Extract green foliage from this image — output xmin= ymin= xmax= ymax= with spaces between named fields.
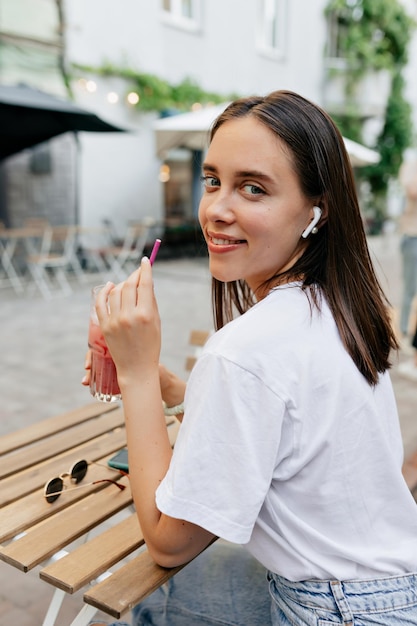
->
xmin=325 ymin=0 xmax=415 ymax=231
xmin=71 ymin=62 xmax=234 ymax=112
xmin=331 ymin=112 xmax=363 ymax=143
xmin=325 ymin=0 xmax=413 ymax=74
xmin=362 ymin=72 xmax=413 ymax=193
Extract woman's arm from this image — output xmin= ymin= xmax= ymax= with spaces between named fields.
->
xmin=95 ymin=258 xmax=215 ymax=567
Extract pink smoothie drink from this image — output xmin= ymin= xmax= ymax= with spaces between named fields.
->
xmin=88 ymin=322 xmax=121 ymax=401
xmin=88 ymin=239 xmax=161 ymax=403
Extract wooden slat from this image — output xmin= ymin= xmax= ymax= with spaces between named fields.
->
xmin=0 ymin=407 xmax=125 ymax=479
xmin=84 ymin=548 xmax=185 ymax=619
xmin=185 ymin=329 xmax=210 ymax=371
xmin=185 ymin=356 xmax=197 ymax=371
xmin=189 ymin=329 xmax=210 ymax=346
xmin=84 ymin=537 xmax=217 ymax=619
xmin=40 ymin=513 xmax=142 ymax=593
xmin=0 ymin=475 xmax=132 ymax=571
xmin=0 ymin=402 xmax=117 ymax=455
xmin=0 ymin=427 xmax=127 ymax=508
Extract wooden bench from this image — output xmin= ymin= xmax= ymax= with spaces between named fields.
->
xmin=0 ymin=401 xmax=183 ymax=625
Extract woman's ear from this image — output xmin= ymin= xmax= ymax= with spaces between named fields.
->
xmin=317 ymin=200 xmax=328 ymax=226
xmin=301 ymin=206 xmax=322 ymax=238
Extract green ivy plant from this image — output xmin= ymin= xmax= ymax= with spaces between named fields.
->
xmin=325 ymin=0 xmax=413 ymax=78
xmin=325 ymin=0 xmax=415 ymax=231
xmin=71 ymin=62 xmax=237 ymax=113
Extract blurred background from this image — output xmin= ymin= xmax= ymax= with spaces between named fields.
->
xmin=1 ymin=4 xmax=417 ymax=623
xmin=2 ymin=0 xmax=417 ymax=416
xmin=0 ymin=0 xmax=416 ymax=242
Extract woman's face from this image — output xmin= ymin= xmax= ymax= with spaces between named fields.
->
xmin=199 ymin=116 xmax=315 ymax=298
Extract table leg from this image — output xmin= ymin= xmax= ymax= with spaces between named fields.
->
xmin=41 ymin=587 xmax=66 ymax=626
xmin=69 ymin=603 xmax=99 ymax=626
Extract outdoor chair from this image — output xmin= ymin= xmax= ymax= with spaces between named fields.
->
xmin=26 ymin=224 xmax=85 ymax=298
xmin=101 ymin=219 xmax=154 ymax=282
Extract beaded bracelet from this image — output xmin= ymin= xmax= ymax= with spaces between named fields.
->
xmin=163 ymin=401 xmax=185 ymax=416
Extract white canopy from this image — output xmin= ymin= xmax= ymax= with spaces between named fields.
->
xmin=153 ymin=103 xmax=380 ymax=167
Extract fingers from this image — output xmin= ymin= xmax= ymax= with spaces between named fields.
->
xmin=82 ymin=350 xmax=92 ymax=386
xmin=94 ymin=260 xmax=155 ymax=330
xmin=95 ymin=281 xmax=115 ymax=323
xmin=136 ymin=257 xmax=155 ymax=310
xmin=85 ymin=349 xmax=92 ymax=370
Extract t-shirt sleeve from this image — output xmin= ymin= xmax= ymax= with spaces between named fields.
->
xmin=156 ymin=351 xmax=286 ymax=544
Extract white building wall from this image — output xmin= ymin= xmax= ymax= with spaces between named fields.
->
xmin=63 ymin=0 xmax=329 ymax=230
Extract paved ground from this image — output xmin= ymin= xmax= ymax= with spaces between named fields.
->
xmin=0 ymin=233 xmax=416 ymax=625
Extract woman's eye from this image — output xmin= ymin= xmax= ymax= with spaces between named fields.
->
xmin=243 ymin=184 xmax=264 ymax=195
xmin=201 ymin=175 xmax=220 ymax=189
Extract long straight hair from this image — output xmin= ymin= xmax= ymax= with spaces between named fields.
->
xmin=209 ymin=90 xmax=398 ymax=385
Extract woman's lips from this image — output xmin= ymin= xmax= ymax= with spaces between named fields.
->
xmin=207 ymin=234 xmax=247 ymax=254
xmin=211 ymin=236 xmax=246 ymax=245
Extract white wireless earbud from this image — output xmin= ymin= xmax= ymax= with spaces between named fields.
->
xmin=301 ymin=206 xmax=322 ymax=239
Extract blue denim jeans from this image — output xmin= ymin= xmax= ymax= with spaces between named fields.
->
xmin=268 ymin=571 xmax=417 ymax=624
xmin=92 ymin=543 xmax=417 ymax=625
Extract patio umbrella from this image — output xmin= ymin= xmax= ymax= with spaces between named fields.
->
xmin=0 ymin=83 xmax=125 ymax=160
xmin=154 ymin=103 xmax=380 ymax=167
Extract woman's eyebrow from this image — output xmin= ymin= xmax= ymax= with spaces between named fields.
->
xmin=202 ymin=162 xmax=217 ymax=173
xmin=235 ymin=170 xmax=275 ymax=183
xmin=202 ymin=163 xmax=274 ymax=183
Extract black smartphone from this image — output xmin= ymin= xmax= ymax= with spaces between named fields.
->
xmin=107 ymin=448 xmax=129 ymax=472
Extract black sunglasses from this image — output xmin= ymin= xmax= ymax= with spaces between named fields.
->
xmin=43 ymin=459 xmax=126 ymax=503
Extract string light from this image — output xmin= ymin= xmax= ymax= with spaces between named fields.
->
xmin=127 ymin=92 xmax=140 ymax=105
xmin=78 ymin=78 xmax=97 ymax=93
xmin=159 ymin=164 xmax=170 ymax=182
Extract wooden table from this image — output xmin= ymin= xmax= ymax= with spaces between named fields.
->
xmin=0 ymin=401 xmax=183 ymax=625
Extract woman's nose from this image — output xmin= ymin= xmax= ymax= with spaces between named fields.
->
xmin=202 ymin=190 xmax=235 ymax=223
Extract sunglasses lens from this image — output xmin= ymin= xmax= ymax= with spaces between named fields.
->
xmin=70 ymin=460 xmax=88 ymax=483
xmin=45 ymin=477 xmax=64 ymax=503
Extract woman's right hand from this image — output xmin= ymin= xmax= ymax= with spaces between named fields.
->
xmin=159 ymin=364 xmax=186 ymax=416
xmin=81 ymin=349 xmax=92 ymax=386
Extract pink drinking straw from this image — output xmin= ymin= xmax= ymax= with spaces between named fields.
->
xmin=149 ymin=238 xmax=161 ymax=266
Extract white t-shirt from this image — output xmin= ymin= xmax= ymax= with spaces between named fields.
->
xmin=156 ymin=284 xmax=417 ymax=581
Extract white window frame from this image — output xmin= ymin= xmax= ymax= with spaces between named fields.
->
xmin=257 ymin=0 xmax=287 ymax=60
xmin=160 ymin=0 xmax=202 ymax=33
xmin=325 ymin=9 xmax=349 ymax=70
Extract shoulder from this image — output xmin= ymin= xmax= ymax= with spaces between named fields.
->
xmin=196 ymin=286 xmax=338 ymax=394
xmin=209 ymin=284 xmax=330 ymax=352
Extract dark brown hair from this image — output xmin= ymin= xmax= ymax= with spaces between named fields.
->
xmin=209 ymin=90 xmax=398 ymax=385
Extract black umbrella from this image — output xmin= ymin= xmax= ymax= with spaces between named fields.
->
xmin=0 ymin=83 xmax=125 ymax=159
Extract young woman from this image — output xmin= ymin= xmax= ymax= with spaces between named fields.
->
xmin=87 ymin=91 xmax=417 ymax=625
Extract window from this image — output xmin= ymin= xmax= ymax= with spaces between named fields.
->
xmin=257 ymin=0 xmax=287 ymax=57
xmin=161 ymin=0 xmax=201 ymax=31
xmin=326 ymin=9 xmax=350 ymax=64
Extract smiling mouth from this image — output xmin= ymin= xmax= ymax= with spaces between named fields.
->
xmin=210 ymin=236 xmax=246 ymax=245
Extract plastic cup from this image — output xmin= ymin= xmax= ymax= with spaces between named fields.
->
xmin=88 ymin=284 xmax=121 ymax=403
